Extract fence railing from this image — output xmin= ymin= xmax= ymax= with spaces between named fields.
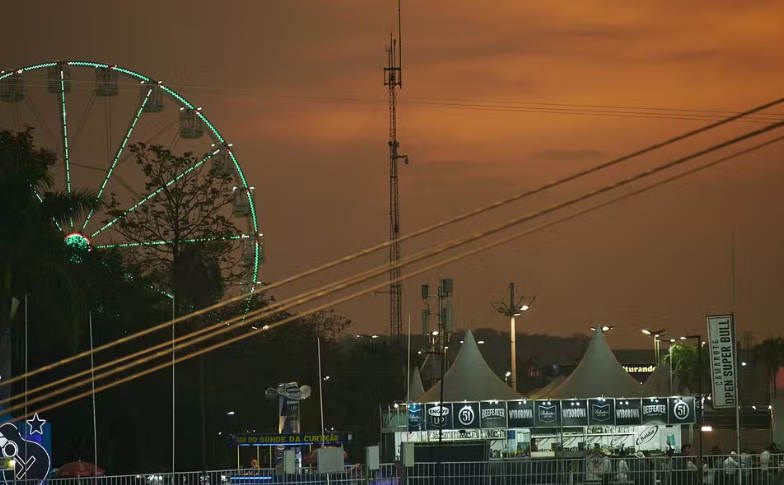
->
xmin=15 ymin=453 xmax=784 ymax=485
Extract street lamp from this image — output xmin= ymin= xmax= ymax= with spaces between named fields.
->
xmin=492 ymin=283 xmax=536 ymax=392
xmin=590 ymin=326 xmax=614 ymax=332
xmin=641 ymin=329 xmax=667 ymax=362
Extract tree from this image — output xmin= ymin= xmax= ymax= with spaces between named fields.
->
xmin=105 ymin=142 xmax=244 ymax=314
xmin=0 ymin=128 xmax=99 ymax=399
xmin=754 ymin=338 xmax=784 ymax=397
xmin=104 ymin=142 xmax=245 ymax=471
xmin=665 ymin=343 xmax=709 ymax=394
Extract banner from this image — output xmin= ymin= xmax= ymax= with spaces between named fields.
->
xmin=668 ymin=397 xmax=696 ymax=424
xmin=561 ymin=400 xmax=589 ymax=427
xmin=641 ymin=397 xmax=669 ymax=425
xmin=507 ymin=400 xmax=535 ymax=428
xmin=707 ymin=314 xmax=738 ymax=409
xmin=230 ymin=432 xmax=346 ymax=447
xmin=479 ymin=401 xmax=508 ymax=429
xmin=534 ymin=400 xmax=561 ymax=427
xmin=408 ymin=403 xmax=424 ymax=432
xmin=588 ymin=399 xmax=614 ymax=425
xmin=425 ymin=403 xmax=453 ymax=430
xmin=453 ymin=402 xmax=479 ymax=429
xmin=416 ymin=397 xmax=693 ymax=431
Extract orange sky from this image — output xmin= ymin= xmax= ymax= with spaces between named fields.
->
xmin=4 ymin=0 xmax=784 ymax=347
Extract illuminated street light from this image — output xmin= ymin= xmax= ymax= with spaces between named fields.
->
xmin=492 ymin=283 xmax=536 ymax=393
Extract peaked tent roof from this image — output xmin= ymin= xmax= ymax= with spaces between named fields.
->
xmin=549 ymin=328 xmax=648 ymax=399
xmin=416 ymin=330 xmax=523 ymax=403
xmin=408 ymin=366 xmax=426 ymax=401
xmin=529 ymin=375 xmax=567 ymax=399
xmin=644 ymin=362 xmax=684 ymax=396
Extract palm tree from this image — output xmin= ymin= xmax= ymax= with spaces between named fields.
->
xmin=0 ymin=128 xmax=100 ymax=399
xmin=665 ymin=343 xmax=709 ymax=395
xmin=754 ymin=338 xmax=784 ymax=398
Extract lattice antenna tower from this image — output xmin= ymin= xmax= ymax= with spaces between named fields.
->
xmin=384 ymin=0 xmax=409 ymax=340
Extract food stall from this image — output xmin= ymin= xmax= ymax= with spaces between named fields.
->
xmin=382 ymin=329 xmax=697 ymax=461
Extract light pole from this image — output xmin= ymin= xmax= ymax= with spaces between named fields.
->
xmin=492 ymin=283 xmax=535 ymax=392
xmin=641 ymin=329 xmax=667 ymax=363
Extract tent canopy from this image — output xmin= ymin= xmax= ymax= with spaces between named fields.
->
xmin=549 ymin=328 xmax=648 ymax=398
xmin=529 ymin=375 xmax=566 ymax=399
xmin=408 ymin=366 xmax=426 ymax=401
xmin=644 ymin=361 xmax=684 ymax=395
xmin=416 ymin=330 xmax=523 ymax=402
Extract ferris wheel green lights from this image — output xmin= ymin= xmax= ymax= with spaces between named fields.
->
xmin=64 ymin=233 xmax=91 ymax=263
xmin=1 ymin=60 xmax=263 ymax=317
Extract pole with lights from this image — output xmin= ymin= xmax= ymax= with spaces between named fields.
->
xmin=642 ymin=329 xmax=667 ymax=363
xmin=492 ymin=283 xmax=535 ymax=392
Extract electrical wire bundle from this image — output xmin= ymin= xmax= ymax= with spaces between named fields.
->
xmin=2 ymin=95 xmax=784 ymax=425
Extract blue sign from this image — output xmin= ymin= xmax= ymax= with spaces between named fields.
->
xmin=0 ymin=411 xmax=51 ymax=485
xmin=407 ymin=404 xmax=424 ymax=432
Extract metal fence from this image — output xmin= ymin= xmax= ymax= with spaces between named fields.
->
xmin=16 ymin=454 xmax=784 ymax=485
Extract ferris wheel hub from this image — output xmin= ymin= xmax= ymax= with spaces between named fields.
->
xmin=64 ymin=232 xmax=92 ymax=263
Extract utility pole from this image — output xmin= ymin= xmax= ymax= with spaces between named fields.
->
xmin=492 ymin=283 xmax=534 ymax=392
xmin=421 ymin=279 xmax=453 ymax=485
xmin=384 ymin=0 xmax=408 ymax=342
xmin=420 ymin=280 xmax=454 ymax=388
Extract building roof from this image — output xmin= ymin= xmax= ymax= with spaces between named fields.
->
xmin=416 ymin=330 xmax=524 ymax=403
xmin=549 ymin=328 xmax=648 ymax=398
xmin=408 ymin=366 xmax=426 ymax=401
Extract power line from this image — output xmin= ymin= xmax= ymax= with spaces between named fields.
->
xmin=10 ymin=80 xmax=784 ymax=124
xmin=6 ymin=122 xmax=784 ymax=420
xmin=4 ymin=94 xmax=784 ymax=393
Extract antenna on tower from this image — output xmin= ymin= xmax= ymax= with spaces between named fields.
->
xmin=397 ymin=0 xmax=403 ymax=86
xmin=384 ymin=0 xmax=408 ymax=341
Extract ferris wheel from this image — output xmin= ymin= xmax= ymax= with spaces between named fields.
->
xmin=0 ymin=61 xmax=264 ymax=312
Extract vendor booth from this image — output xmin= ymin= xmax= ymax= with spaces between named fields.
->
xmin=382 ymin=329 xmax=697 ymax=461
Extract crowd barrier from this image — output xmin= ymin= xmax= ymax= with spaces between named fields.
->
xmin=15 ymin=454 xmax=784 ymax=485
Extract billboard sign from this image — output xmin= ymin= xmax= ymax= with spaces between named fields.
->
xmin=707 ymin=314 xmax=738 ymax=409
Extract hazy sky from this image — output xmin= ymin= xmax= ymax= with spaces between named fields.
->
xmin=4 ymin=0 xmax=784 ymax=347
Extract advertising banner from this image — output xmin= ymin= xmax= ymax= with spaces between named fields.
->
xmin=414 ymin=396 xmax=692 ymax=432
xmin=534 ymin=400 xmax=561 ymax=427
xmin=425 ymin=403 xmax=453 ymax=430
xmin=588 ymin=398 xmax=615 ymax=425
xmin=453 ymin=402 xmax=480 ymax=429
xmin=641 ymin=398 xmax=668 ymax=425
xmin=479 ymin=401 xmax=508 ymax=429
xmin=507 ymin=400 xmax=535 ymax=428
xmin=614 ymin=399 xmax=643 ymax=426
xmin=668 ymin=397 xmax=696 ymax=424
xmin=707 ymin=314 xmax=738 ymax=409
xmin=561 ymin=400 xmax=589 ymax=427
xmin=408 ymin=403 xmax=424 ymax=432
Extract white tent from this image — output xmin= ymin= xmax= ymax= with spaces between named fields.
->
xmin=408 ymin=366 xmax=426 ymax=401
xmin=416 ymin=330 xmax=523 ymax=402
xmin=549 ymin=328 xmax=648 ymax=398
xmin=644 ymin=361 xmax=684 ymax=396
xmin=529 ymin=375 xmax=567 ymax=399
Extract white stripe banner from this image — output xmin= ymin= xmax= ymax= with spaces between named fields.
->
xmin=706 ymin=314 xmax=738 ymax=409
